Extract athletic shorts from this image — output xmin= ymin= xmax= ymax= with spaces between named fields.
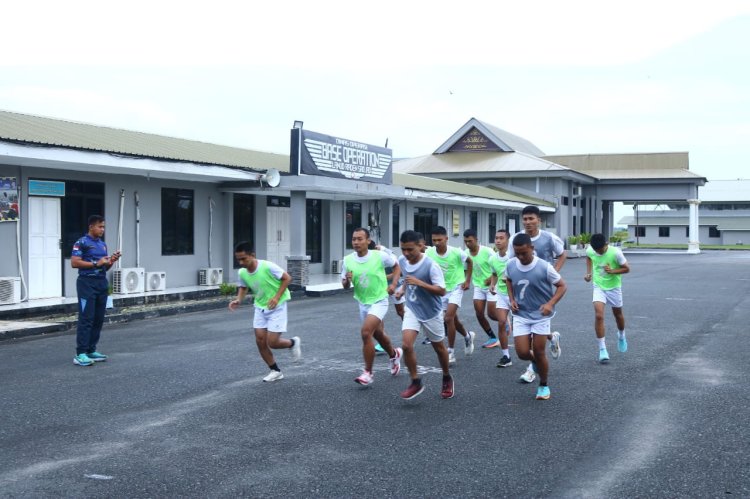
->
xmin=253 ymin=302 xmax=288 ymax=333
xmin=402 ymin=308 xmax=445 ymax=343
xmin=512 ymin=315 xmax=551 ymax=337
xmin=493 ymin=292 xmax=511 ymax=311
xmin=390 ymin=293 xmax=406 ymax=305
xmin=441 ymin=285 xmax=464 ymax=310
xmin=473 ymin=287 xmax=498 ymax=303
xmin=358 ymin=297 xmax=389 ymax=322
xmin=593 ymin=285 xmax=623 ymax=308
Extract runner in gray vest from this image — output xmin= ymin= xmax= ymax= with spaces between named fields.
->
xmin=504 ymin=233 xmax=567 ymax=400
xmin=395 ymin=230 xmax=454 ymax=400
xmin=508 ymin=205 xmax=566 ymax=381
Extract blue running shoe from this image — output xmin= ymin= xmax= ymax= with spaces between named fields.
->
xmin=88 ymin=351 xmax=108 ymax=362
xmin=618 ymin=337 xmax=628 ymax=353
xmin=535 ymin=386 xmax=551 ymax=400
xmin=374 ymin=343 xmax=386 ymax=355
xmin=482 ymin=337 xmax=500 ymax=348
xmin=73 ymin=353 xmax=94 ymax=366
xmin=599 ymin=348 xmax=610 ymax=364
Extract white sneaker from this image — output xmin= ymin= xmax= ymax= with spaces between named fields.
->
xmin=291 ymin=336 xmax=302 ymax=362
xmin=263 ymin=370 xmax=284 ymax=382
xmin=549 ymin=331 xmax=561 ymax=360
xmin=448 ymin=350 xmax=456 ymax=365
xmin=355 ymin=370 xmax=374 ymax=386
xmin=389 ymin=347 xmax=403 ymax=376
xmin=519 ymin=366 xmax=536 ymax=383
xmin=464 ymin=331 xmax=476 ymax=356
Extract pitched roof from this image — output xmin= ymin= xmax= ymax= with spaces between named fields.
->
xmin=543 ymin=152 xmax=705 ymax=181
xmin=0 ymin=109 xmax=288 ymax=172
xmin=394 ymin=150 xmax=570 ymax=175
xmin=434 ymin=117 xmax=545 ymax=156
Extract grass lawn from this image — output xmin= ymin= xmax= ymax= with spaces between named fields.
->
xmin=623 ymin=243 xmax=750 ymax=250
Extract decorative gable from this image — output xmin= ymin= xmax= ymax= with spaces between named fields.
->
xmin=448 ymin=127 xmax=503 ymax=152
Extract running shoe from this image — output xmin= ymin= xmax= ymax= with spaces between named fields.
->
xmin=599 ymin=348 xmax=610 ymax=364
xmin=421 ymin=337 xmax=432 ymax=345
xmin=482 ymin=337 xmax=500 ymax=348
xmin=400 ymin=380 xmax=425 ymax=400
xmin=87 ymin=351 xmax=108 ymax=362
xmin=73 ymin=353 xmax=94 ymax=366
xmin=448 ymin=350 xmax=456 ymax=365
xmin=535 ymin=386 xmax=551 ymax=400
xmin=374 ymin=342 xmax=386 ymax=355
xmin=496 ymin=355 xmax=512 ymax=368
xmin=291 ymin=336 xmax=302 ymax=362
xmin=355 ymin=370 xmax=374 ymax=386
xmin=389 ymin=347 xmax=403 ymax=376
xmin=519 ymin=365 xmax=536 ymax=383
xmin=465 ymin=331 xmax=476 ymax=355
xmin=440 ymin=376 xmax=455 ymax=399
xmin=549 ymin=331 xmax=561 ymax=360
xmin=263 ymin=370 xmax=284 ymax=382
xmin=618 ymin=336 xmax=628 ymax=353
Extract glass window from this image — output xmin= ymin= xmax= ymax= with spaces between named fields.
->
xmin=306 ymin=199 xmax=322 ymax=263
xmin=658 ymin=226 xmax=670 ymax=237
xmin=345 ymin=202 xmax=362 ymax=249
xmin=488 ymin=213 xmax=497 ymax=243
xmin=561 ymin=196 xmax=569 ymax=206
xmin=414 ymin=207 xmax=438 ymax=239
xmin=162 ymin=188 xmax=194 ymax=255
xmin=233 ymin=194 xmax=254 ymax=268
xmin=469 ymin=210 xmax=478 ymax=232
xmin=709 ymin=226 xmax=720 ymax=238
xmin=685 ymin=226 xmax=689 ymax=238
xmin=392 ymin=204 xmax=400 ymax=247
xmin=635 ymin=226 xmax=646 ymax=237
xmin=62 ymin=180 xmax=105 ymax=253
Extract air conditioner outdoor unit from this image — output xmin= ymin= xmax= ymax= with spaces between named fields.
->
xmin=112 ymin=268 xmax=145 ymax=294
xmin=146 ymin=271 xmax=167 ymax=292
xmin=199 ymin=268 xmax=223 ymax=286
xmin=0 ymin=277 xmax=21 ymax=305
xmin=331 ymin=259 xmax=343 ymax=274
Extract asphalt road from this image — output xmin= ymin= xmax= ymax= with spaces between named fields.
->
xmin=1 ymin=251 xmax=749 ymax=498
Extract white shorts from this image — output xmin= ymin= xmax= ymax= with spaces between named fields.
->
xmin=253 ymin=302 xmax=288 ymax=333
xmin=441 ymin=286 xmax=464 ymax=310
xmin=390 ymin=293 xmax=406 ymax=305
xmin=493 ymin=292 xmax=511 ymax=311
xmin=402 ymin=308 xmax=445 ymax=342
xmin=473 ymin=287 xmax=498 ymax=303
xmin=358 ymin=297 xmax=390 ymax=322
xmin=593 ymin=286 xmax=623 ymax=308
xmin=512 ymin=315 xmax=551 ymax=337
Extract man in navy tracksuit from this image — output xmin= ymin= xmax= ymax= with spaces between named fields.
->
xmin=70 ymin=215 xmax=121 ymax=366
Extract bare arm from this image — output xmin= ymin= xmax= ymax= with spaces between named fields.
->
xmin=584 ymin=257 xmax=593 ymax=282
xmin=388 ymin=262 xmax=401 ymax=295
xmin=540 ymin=278 xmax=567 ymax=316
xmin=554 ymin=251 xmax=567 ymax=272
xmin=463 ymin=257 xmax=473 ymax=290
xmin=267 ymin=272 xmax=292 ymax=310
xmin=228 ymin=286 xmax=249 ymax=311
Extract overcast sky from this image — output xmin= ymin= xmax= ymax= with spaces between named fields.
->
xmin=2 ymin=1 xmax=749 ymax=197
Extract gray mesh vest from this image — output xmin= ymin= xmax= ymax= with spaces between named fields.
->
xmin=505 ymin=257 xmax=556 ymax=321
xmin=398 ymin=255 xmax=443 ymax=321
xmin=510 ymin=231 xmax=560 ymax=264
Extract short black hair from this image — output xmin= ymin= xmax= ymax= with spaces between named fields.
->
xmin=463 ymin=228 xmax=478 ymax=239
xmin=87 ymin=215 xmax=105 ymax=226
xmin=431 ymin=226 xmax=448 ymax=236
xmin=496 ymin=229 xmax=510 ymax=237
xmin=513 ymin=233 xmax=532 ymax=247
xmin=521 ymin=206 xmax=541 ymax=217
xmin=400 ymin=230 xmax=422 ymax=244
xmin=367 ymin=240 xmax=377 ymax=250
xmin=234 ymin=241 xmax=255 ymax=254
xmin=353 ymin=227 xmax=370 ymax=238
xmin=590 ymin=233 xmax=607 ymax=250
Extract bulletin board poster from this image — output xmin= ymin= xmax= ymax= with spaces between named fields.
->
xmin=0 ymin=177 xmax=20 ymax=222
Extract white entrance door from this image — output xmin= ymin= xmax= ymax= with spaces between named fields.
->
xmin=29 ymin=196 xmax=62 ymax=299
xmin=266 ymin=206 xmax=291 ymax=268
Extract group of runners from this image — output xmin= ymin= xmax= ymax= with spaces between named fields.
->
xmin=229 ymin=205 xmax=630 ymax=401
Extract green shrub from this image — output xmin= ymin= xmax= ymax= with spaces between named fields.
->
xmin=219 ymin=282 xmax=237 ymax=296
xmin=579 ymin=232 xmax=592 ymax=245
xmin=567 ymin=235 xmax=580 ymax=246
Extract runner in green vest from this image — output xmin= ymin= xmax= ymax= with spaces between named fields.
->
xmin=341 ymin=228 xmax=403 ymax=387
xmin=426 ymin=226 xmax=475 ymax=365
xmin=488 ymin=229 xmax=513 ymax=368
xmin=228 ymin=242 xmax=301 ymax=383
xmin=463 ymin=228 xmax=500 ymax=349
xmin=584 ymin=233 xmax=630 ymax=364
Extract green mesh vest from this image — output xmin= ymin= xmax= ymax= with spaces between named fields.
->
xmin=470 ymin=246 xmax=494 ymax=288
xmin=426 ymin=246 xmax=464 ymax=290
xmin=239 ymin=261 xmax=291 ymax=309
xmin=344 ymin=251 xmax=388 ymax=305
xmin=586 ymin=246 xmax=623 ymax=290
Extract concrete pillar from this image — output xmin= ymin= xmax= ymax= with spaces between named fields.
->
xmin=254 ymin=195 xmax=268 ymax=260
xmin=380 ymin=200 xmax=394 ymax=249
xmin=288 ymin=191 xmax=309 ymax=286
xmin=687 ymin=198 xmax=701 ymax=254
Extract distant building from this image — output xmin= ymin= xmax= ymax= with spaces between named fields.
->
xmin=618 ymin=179 xmax=750 ymax=245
